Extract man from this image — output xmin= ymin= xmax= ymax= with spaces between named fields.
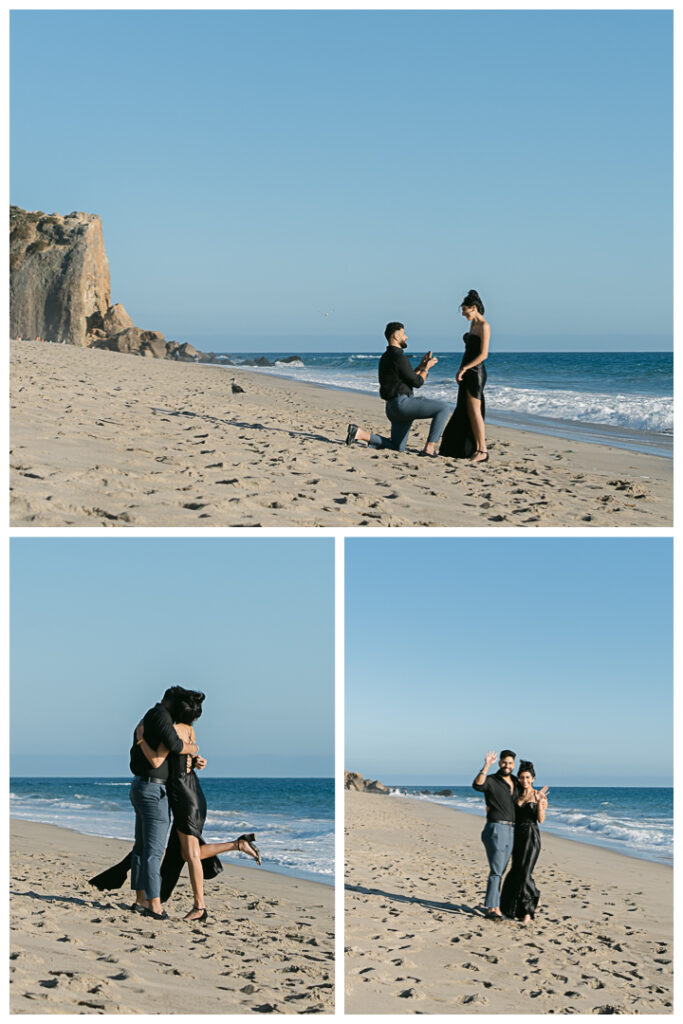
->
xmin=129 ymin=686 xmax=199 ymax=919
xmin=345 ymin=322 xmax=452 ymax=455
xmin=472 ymin=749 xmax=519 ymax=921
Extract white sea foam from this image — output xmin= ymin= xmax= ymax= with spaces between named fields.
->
xmin=236 ymin=363 xmax=672 ymax=435
xmin=486 ymin=385 xmax=672 ymax=434
xmin=397 ymin=790 xmax=671 ymax=863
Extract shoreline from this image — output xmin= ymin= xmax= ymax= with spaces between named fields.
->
xmin=382 ymin=791 xmax=672 ymax=866
xmin=11 ymin=339 xmax=672 ymax=526
xmin=10 ymin=819 xmax=334 ymax=1014
xmin=345 ymin=791 xmax=672 ymax=1014
xmin=210 ymin=362 xmax=672 ymax=459
xmin=9 ymin=814 xmax=334 ymax=887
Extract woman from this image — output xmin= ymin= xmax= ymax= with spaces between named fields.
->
xmin=136 ymin=690 xmax=261 ymax=921
xmin=439 ymin=289 xmax=490 ymax=462
xmin=499 ymin=760 xmax=548 ymax=924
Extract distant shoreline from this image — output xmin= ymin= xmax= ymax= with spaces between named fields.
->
xmin=382 ymin=788 xmax=672 ymax=866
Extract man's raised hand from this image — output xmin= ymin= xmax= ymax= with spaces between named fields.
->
xmin=484 ymin=750 xmax=497 ymax=768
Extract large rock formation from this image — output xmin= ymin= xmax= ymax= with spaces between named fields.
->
xmin=9 ymin=205 xmax=300 ymax=366
xmin=9 ymin=205 xmax=203 ymax=360
xmin=344 ymin=770 xmax=390 ymax=795
xmin=10 ymin=208 xmax=111 ymax=347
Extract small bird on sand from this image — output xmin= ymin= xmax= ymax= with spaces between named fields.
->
xmin=231 ymin=379 xmax=245 ymax=394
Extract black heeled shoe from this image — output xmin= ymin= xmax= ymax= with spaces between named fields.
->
xmin=184 ymin=905 xmax=208 ymax=922
xmin=236 ymin=832 xmax=262 ymax=866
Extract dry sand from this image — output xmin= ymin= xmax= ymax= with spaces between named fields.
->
xmin=345 ymin=792 xmax=672 ymax=1014
xmin=10 ymin=819 xmax=334 ymax=1014
xmin=10 ymin=339 xmax=672 ymax=527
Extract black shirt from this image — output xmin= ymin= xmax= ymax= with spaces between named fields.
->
xmin=472 ymin=770 xmax=519 ymax=823
xmin=378 ymin=346 xmax=424 ymax=401
xmin=129 ymin=702 xmax=184 ymax=781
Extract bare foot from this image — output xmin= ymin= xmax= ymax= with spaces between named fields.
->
xmin=469 ymin=449 xmax=489 ymax=464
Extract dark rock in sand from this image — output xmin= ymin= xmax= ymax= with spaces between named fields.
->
xmin=345 ymin=770 xmax=390 ymax=794
xmin=92 ymin=327 xmax=167 ymax=359
xmin=176 ymin=342 xmax=199 ymax=361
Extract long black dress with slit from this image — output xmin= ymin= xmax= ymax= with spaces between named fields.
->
xmin=89 ymin=755 xmax=222 ymax=903
xmin=500 ymin=800 xmax=541 ymax=920
xmin=439 ymin=332 xmax=487 ymax=458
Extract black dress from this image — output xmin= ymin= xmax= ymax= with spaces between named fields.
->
xmin=439 ymin=332 xmax=487 ymax=458
xmin=89 ymin=755 xmax=223 ymax=903
xmin=167 ymin=753 xmax=208 ymax=838
xmin=500 ymin=800 xmax=541 ymax=920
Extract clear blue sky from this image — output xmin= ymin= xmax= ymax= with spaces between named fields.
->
xmin=345 ymin=538 xmax=672 ymax=786
xmin=11 ymin=538 xmax=334 ymax=777
xmin=10 ymin=10 xmax=672 ymax=351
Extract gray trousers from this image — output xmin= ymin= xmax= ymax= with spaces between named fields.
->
xmin=481 ymin=821 xmax=514 ymax=908
xmin=130 ymin=776 xmax=170 ymax=900
xmin=369 ymin=394 xmax=453 ymax=452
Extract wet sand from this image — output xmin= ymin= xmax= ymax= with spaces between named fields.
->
xmin=10 ymin=339 xmax=672 ymax=526
xmin=345 ymin=792 xmax=672 ymax=1014
xmin=10 ymin=819 xmax=334 ymax=1014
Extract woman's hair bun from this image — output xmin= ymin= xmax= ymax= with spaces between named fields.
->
xmin=461 ymin=289 xmax=485 ymax=314
xmin=518 ymin=759 xmax=535 ymax=777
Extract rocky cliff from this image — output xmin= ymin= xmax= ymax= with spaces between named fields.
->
xmin=10 ymin=205 xmax=302 ymax=366
xmin=9 ymin=206 xmax=198 ymax=359
xmin=10 ymin=208 xmax=111 ymax=347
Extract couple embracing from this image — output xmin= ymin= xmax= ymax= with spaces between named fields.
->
xmin=473 ymin=748 xmax=548 ymax=924
xmin=89 ymin=685 xmax=261 ymax=921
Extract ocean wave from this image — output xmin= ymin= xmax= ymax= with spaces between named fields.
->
xmin=485 ymin=385 xmax=673 ymax=434
xmin=274 ymin=358 xmax=304 ymax=368
xmin=242 ymin=363 xmax=672 ymax=434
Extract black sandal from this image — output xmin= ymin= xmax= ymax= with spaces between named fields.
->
xmin=236 ymin=832 xmax=262 ymax=866
xmin=470 ymin=450 xmax=489 ymax=463
xmin=345 ymin=423 xmax=359 ymax=446
xmin=184 ymin=905 xmax=208 ymax=922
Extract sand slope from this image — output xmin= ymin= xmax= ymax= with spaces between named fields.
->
xmin=10 ymin=340 xmax=672 ymax=527
xmin=10 ymin=820 xmax=334 ymax=1014
xmin=345 ymin=792 xmax=672 ymax=1015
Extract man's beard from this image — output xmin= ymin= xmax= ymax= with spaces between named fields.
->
xmin=400 ymin=339 xmax=408 ymax=349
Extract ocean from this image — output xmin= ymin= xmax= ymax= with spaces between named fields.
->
xmin=212 ymin=351 xmax=672 ymax=458
xmin=10 ymin=777 xmax=334 ymax=885
xmin=390 ymin=785 xmax=672 ymax=865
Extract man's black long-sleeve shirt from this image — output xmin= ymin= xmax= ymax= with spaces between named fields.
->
xmin=378 ymin=346 xmax=424 ymax=401
xmin=472 ymin=770 xmax=519 ymax=823
xmin=129 ymin=702 xmax=183 ymax=781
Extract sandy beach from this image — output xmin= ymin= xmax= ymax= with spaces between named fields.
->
xmin=10 ymin=819 xmax=334 ymax=1014
xmin=10 ymin=339 xmax=671 ymax=527
xmin=344 ymin=792 xmax=672 ymax=1014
